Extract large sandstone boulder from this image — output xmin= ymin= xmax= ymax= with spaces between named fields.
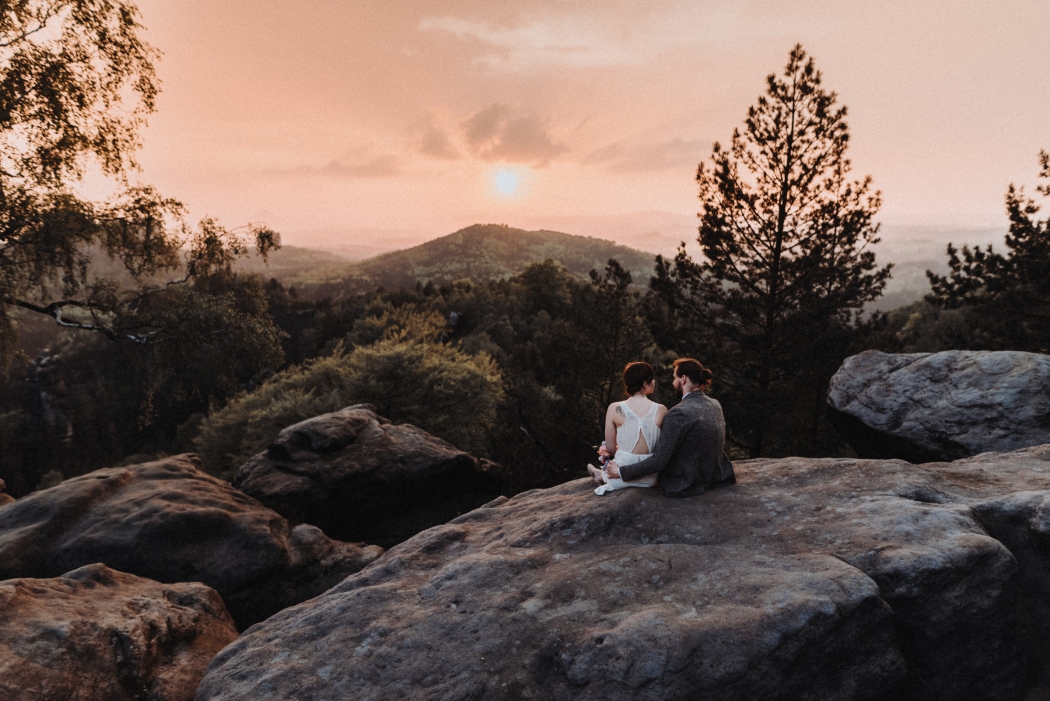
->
xmin=0 ymin=454 xmax=383 ymax=629
xmin=197 ymin=446 xmax=1050 ymax=701
xmin=233 ymin=405 xmax=503 ymax=547
xmin=827 ymin=349 xmax=1050 ymax=462
xmin=0 ymin=563 xmax=237 ymax=701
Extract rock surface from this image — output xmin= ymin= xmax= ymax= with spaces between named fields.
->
xmin=197 ymin=446 xmax=1050 ymax=701
xmin=827 ymin=349 xmax=1050 ymax=462
xmin=0 ymin=454 xmax=383 ymax=629
xmin=0 ymin=563 xmax=237 ymax=701
xmin=233 ymin=405 xmax=503 ymax=547
xmin=0 ymin=479 xmax=12 ymax=506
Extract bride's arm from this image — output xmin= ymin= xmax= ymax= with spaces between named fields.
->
xmin=655 ymin=404 xmax=668 ymax=428
xmin=605 ymin=403 xmax=621 ymax=454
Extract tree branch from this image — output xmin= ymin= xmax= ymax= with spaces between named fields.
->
xmin=0 ymin=10 xmax=59 ymax=49
xmin=11 ymin=298 xmax=123 ymax=340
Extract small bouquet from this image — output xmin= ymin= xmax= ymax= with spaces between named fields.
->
xmin=588 ymin=441 xmax=613 ymax=487
xmin=596 ymin=441 xmax=612 ymax=468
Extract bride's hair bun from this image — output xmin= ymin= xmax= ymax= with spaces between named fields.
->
xmin=622 ymin=362 xmax=655 ymax=396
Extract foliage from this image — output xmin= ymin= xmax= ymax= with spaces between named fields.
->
xmin=0 ymin=2 xmax=279 ymax=368
xmin=650 ymin=45 xmax=890 ymax=457
xmin=125 ymin=272 xmax=287 ymax=424
xmin=194 ymin=311 xmax=503 ymax=480
xmin=0 ymin=0 xmax=157 ymax=188
xmin=0 ymin=270 xmax=288 ymax=494
xmin=927 ymin=151 xmax=1050 ymax=352
xmin=859 ymin=300 xmax=979 ymax=354
xmin=539 ymin=260 xmax=660 ymax=437
xmin=192 ymin=352 xmax=353 ymax=480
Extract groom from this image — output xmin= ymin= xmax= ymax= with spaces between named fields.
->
xmin=607 ymin=358 xmax=735 ymax=498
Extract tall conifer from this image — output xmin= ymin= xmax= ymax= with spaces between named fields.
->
xmin=652 ymin=45 xmax=890 ymax=456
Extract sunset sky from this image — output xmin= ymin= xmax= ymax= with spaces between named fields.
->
xmin=128 ymin=0 xmax=1050 ymax=257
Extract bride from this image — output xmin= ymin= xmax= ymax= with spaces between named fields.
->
xmin=587 ymin=361 xmax=668 ymax=495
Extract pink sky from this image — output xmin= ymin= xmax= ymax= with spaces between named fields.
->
xmin=126 ymin=0 xmax=1050 ymax=255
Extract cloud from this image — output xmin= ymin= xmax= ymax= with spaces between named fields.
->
xmin=462 ymin=103 xmax=511 ymax=148
xmin=418 ymin=15 xmax=639 ymax=70
xmin=583 ymin=137 xmax=710 ymax=172
xmin=459 ymin=103 xmax=569 ymax=166
xmin=416 ymin=4 xmax=765 ymax=72
xmin=418 ymin=124 xmax=462 ymax=160
xmin=417 ymin=109 xmax=463 ymax=160
xmin=318 ymin=150 xmax=403 ymax=178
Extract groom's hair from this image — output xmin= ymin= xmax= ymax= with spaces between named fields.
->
xmin=622 ymin=362 xmax=655 ymax=396
xmin=673 ymin=358 xmax=713 ymax=389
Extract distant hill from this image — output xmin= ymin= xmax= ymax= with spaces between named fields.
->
xmin=232 ymin=245 xmax=350 ymax=281
xmin=353 ymin=223 xmax=659 ymax=285
xmin=303 ymin=224 xmax=660 ymax=295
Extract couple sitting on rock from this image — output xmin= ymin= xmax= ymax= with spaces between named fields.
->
xmin=588 ymin=358 xmax=736 ymax=498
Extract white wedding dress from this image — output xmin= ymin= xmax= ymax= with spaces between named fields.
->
xmin=595 ymin=401 xmax=661 ymax=495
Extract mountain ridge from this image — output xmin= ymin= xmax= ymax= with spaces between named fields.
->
xmin=292 ymin=223 xmax=660 ymax=295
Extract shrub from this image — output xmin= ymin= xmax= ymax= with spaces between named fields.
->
xmin=194 ymin=331 xmax=503 ymax=479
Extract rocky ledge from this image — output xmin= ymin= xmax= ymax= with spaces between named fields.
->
xmin=199 ymin=446 xmax=1050 ymax=701
xmin=233 ymin=405 xmax=503 ymax=547
xmin=827 ymin=349 xmax=1050 ymax=462
xmin=0 ymin=454 xmax=383 ymax=629
xmin=0 ymin=563 xmax=237 ymax=701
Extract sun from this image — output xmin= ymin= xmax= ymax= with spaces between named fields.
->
xmin=494 ymin=170 xmax=520 ymax=196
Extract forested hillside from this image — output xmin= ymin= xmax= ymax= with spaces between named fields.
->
xmin=232 ymin=246 xmax=350 ymax=281
xmin=297 ymin=223 xmax=659 ymax=298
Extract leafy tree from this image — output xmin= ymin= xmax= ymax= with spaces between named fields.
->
xmin=927 ymin=151 xmax=1050 ymax=352
xmin=0 ymin=1 xmax=286 ymax=494
xmin=0 ymin=1 xmax=278 ymax=365
xmin=651 ymin=45 xmax=890 ymax=457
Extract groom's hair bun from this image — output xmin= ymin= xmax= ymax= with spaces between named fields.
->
xmin=673 ymin=358 xmax=713 ymax=388
xmin=622 ymin=362 xmax=655 ymax=396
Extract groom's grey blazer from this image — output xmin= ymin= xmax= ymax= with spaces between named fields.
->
xmin=619 ymin=391 xmax=735 ymax=497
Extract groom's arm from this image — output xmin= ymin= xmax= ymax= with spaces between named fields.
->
xmin=618 ymin=408 xmax=688 ymax=481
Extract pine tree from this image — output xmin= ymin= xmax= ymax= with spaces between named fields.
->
xmin=927 ymin=151 xmax=1050 ymax=352
xmin=652 ymin=45 xmax=890 ymax=457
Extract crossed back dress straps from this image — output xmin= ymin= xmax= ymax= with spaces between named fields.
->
xmin=616 ymin=401 xmax=661 ymax=455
